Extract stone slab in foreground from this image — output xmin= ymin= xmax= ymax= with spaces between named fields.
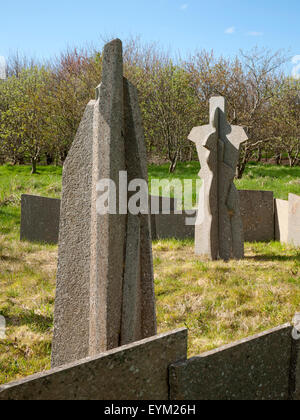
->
xmin=0 ymin=329 xmax=187 ymax=401
xmin=169 ymin=324 xmax=292 ymax=400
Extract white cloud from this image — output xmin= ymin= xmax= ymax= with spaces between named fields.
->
xmin=180 ymin=3 xmax=188 ymax=10
xmin=292 ymin=55 xmax=300 ymax=79
xmin=0 ymin=56 xmax=6 ymax=80
xmin=292 ymin=55 xmax=300 ymax=64
xmin=225 ymin=27 xmax=235 ymax=34
xmin=247 ymin=31 xmax=264 ymax=37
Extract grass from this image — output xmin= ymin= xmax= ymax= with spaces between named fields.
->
xmin=154 ymin=239 xmax=300 ymax=355
xmin=149 ymin=161 xmax=300 ymax=202
xmin=0 ymin=162 xmax=300 ymax=385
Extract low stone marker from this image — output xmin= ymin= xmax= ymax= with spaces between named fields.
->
xmin=51 ymin=39 xmax=157 ymax=368
xmin=275 ymin=198 xmax=289 ymax=243
xmin=20 ymin=194 xmax=61 ymax=244
xmin=189 ymin=96 xmax=248 ymax=261
xmin=239 ymin=190 xmax=274 ymax=242
xmin=169 ymin=324 xmax=293 ymax=400
xmin=20 ymin=190 xmax=279 ymax=244
xmin=288 ymin=193 xmax=300 ymax=247
xmin=0 ymin=329 xmax=187 ymax=401
xmin=153 ymin=213 xmax=195 ymax=240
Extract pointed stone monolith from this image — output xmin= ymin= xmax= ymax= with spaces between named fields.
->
xmin=51 ymin=39 xmax=157 ymax=368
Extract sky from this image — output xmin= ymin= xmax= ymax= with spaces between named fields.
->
xmin=0 ymin=0 xmax=299 ymax=77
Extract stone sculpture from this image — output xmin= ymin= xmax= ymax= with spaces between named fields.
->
xmin=189 ymin=96 xmax=248 ymax=261
xmin=51 ymin=39 xmax=157 ymax=368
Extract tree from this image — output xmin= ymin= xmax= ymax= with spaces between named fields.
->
xmin=0 ymin=67 xmax=52 ymax=173
xmin=269 ymin=78 xmax=300 ymax=167
xmin=137 ymin=62 xmax=199 ymax=172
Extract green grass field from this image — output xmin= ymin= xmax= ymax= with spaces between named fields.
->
xmin=1 ymin=162 xmax=300 ymax=385
xmin=148 ymin=161 xmax=300 ymax=202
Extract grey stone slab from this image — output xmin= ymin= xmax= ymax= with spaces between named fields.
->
xmin=290 ymin=314 xmax=300 ymax=400
xmin=51 ymin=100 xmax=96 ymax=368
xmin=19 ymin=195 xmax=179 ymax=245
xmin=150 ymin=196 xmax=177 ymax=214
xmin=189 ymin=97 xmax=247 ymax=261
xmin=153 ymin=213 xmax=195 ymax=240
xmin=20 ymin=194 xmax=61 ymax=244
xmin=239 ymin=190 xmax=274 ymax=242
xmin=91 ymin=39 xmax=127 ymax=356
xmin=20 ymin=189 xmax=279 ymax=245
xmin=288 ymin=193 xmax=300 ymax=247
xmin=275 ymin=198 xmax=289 ymax=243
xmin=121 ymin=214 xmax=141 ymax=345
xmin=0 ymin=329 xmax=187 ymax=401
xmin=122 ymin=78 xmax=157 ymax=343
xmin=170 ymin=324 xmax=292 ymax=400
xmin=52 ymin=39 xmax=157 ymax=368
xmin=292 ymin=340 xmax=300 ymax=400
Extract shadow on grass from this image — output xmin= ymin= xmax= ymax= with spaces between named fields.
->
xmin=6 ymin=310 xmax=53 ymax=334
xmin=0 ymin=255 xmax=21 ymax=263
xmin=247 ymin=254 xmax=300 ymax=263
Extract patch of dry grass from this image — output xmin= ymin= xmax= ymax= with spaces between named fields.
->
xmin=153 ymin=239 xmax=300 ymax=356
xmin=1 ymin=235 xmax=300 ymax=385
xmin=0 ymin=236 xmax=56 ymax=384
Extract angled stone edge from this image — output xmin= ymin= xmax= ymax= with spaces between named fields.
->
xmin=171 ymin=324 xmax=291 ymax=368
xmin=196 ymin=323 xmax=291 ymax=358
xmin=0 ymin=328 xmax=188 ymax=400
xmin=169 ymin=323 xmax=292 ymax=400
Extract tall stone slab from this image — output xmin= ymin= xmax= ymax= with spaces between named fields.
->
xmin=288 ymin=193 xmax=300 ymax=247
xmin=275 ymin=198 xmax=289 ymax=243
xmin=51 ymin=101 xmax=95 ymax=368
xmin=189 ymin=97 xmax=248 ymax=261
xmin=51 ymin=39 xmax=156 ymax=368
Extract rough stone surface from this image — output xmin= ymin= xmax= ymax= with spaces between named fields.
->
xmin=122 ymin=78 xmax=157 ymax=344
xmin=292 ymin=338 xmax=300 ymax=400
xmin=51 ymin=100 xmax=95 ymax=368
xmin=275 ymin=198 xmax=289 ymax=243
xmin=189 ymin=96 xmax=247 ymax=261
xmin=91 ymin=39 xmax=127 ymax=356
xmin=150 ymin=196 xmax=177 ymax=214
xmin=20 ymin=194 xmax=61 ymax=244
xmin=19 ymin=195 xmax=184 ymax=244
xmin=169 ymin=324 xmax=292 ymax=400
xmin=290 ymin=314 xmax=300 ymax=400
xmin=0 ymin=329 xmax=187 ymax=401
xmin=288 ymin=194 xmax=300 ymax=247
xmin=51 ymin=39 xmax=156 ymax=369
xmin=20 ymin=190 xmax=284 ymax=245
xmin=239 ymin=190 xmax=274 ymax=242
xmin=152 ymin=213 xmax=195 ymax=240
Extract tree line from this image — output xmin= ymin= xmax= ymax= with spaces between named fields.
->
xmin=0 ymin=38 xmax=299 ymax=177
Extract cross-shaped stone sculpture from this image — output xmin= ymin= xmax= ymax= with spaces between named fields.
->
xmin=189 ymin=96 xmax=248 ymax=261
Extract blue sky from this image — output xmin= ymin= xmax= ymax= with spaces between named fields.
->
xmin=0 ymin=0 xmax=299 ymax=74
